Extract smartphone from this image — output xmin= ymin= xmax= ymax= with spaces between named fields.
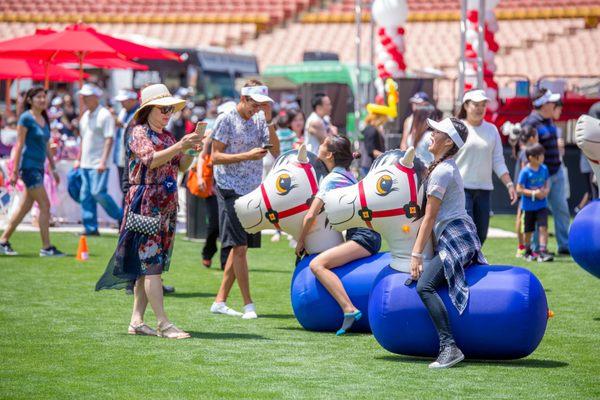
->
xmin=262 ymin=143 xmax=274 ymax=149
xmin=194 ymin=121 xmax=207 ymax=139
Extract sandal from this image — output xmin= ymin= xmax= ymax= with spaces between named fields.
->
xmin=202 ymin=259 xmax=211 ymax=268
xmin=128 ymin=323 xmax=157 ymax=336
xmin=157 ymin=323 xmax=191 ymax=339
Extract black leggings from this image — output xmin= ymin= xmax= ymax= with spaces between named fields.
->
xmin=416 ymin=256 xmax=455 ymax=347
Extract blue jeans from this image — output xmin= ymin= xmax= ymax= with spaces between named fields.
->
xmin=464 ymin=189 xmax=491 ymax=245
xmin=533 ymin=167 xmax=570 ymax=252
xmin=80 ymin=168 xmax=123 ymax=233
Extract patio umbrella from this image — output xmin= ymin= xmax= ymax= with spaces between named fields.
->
xmin=0 ymin=24 xmax=179 ymax=87
xmin=0 ymin=58 xmax=88 ymax=81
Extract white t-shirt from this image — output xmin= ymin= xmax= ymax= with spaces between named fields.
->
xmin=79 ymin=105 xmax=115 ymax=169
xmin=304 ymin=112 xmax=329 ymax=154
xmin=455 ymin=120 xmax=508 ymax=191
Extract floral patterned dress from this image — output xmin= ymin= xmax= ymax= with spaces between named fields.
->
xmin=96 ymin=125 xmax=181 ymax=290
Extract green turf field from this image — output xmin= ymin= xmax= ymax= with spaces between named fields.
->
xmin=0 ymin=215 xmax=598 ymax=399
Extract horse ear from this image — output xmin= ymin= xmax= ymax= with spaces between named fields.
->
xmin=400 ymin=146 xmax=415 ymax=168
xmin=297 ymin=144 xmax=308 ymax=163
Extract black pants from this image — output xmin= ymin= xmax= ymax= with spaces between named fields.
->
xmin=202 ymin=194 xmax=230 ymax=268
xmin=464 ymin=189 xmax=491 ymax=245
xmin=416 ymin=256 xmax=455 ymax=348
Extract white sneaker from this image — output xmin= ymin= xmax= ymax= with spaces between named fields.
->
xmin=210 ymin=302 xmax=242 ymax=317
xmin=271 ymin=232 xmax=281 ymax=242
xmin=288 ymin=238 xmax=298 ymax=248
xmin=242 ymin=303 xmax=258 ymax=319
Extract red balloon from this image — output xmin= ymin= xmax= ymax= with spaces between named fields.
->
xmin=464 ymin=82 xmax=474 ymax=91
xmin=377 ymin=63 xmax=385 ymax=71
xmin=467 ymin=10 xmax=478 ymax=23
xmin=397 ymin=27 xmax=405 ymax=36
xmin=378 ymin=27 xmax=386 ymax=36
xmin=381 ymin=36 xmax=392 ymax=46
xmin=484 ymin=76 xmax=498 ymax=89
xmin=375 ymin=94 xmax=385 ymax=105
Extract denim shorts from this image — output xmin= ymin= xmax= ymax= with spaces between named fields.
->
xmin=346 ymin=227 xmax=382 ymax=255
xmin=20 ymin=168 xmax=44 ymax=189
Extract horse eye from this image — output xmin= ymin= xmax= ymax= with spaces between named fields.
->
xmin=376 ymin=175 xmax=393 ymax=195
xmin=275 ymin=173 xmax=292 ymax=194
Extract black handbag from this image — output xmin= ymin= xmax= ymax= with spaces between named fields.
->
xmin=125 ymin=211 xmax=160 ymax=236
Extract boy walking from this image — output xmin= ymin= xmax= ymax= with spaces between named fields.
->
xmin=516 ymin=143 xmax=554 ymax=262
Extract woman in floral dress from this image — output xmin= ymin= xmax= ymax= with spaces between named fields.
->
xmin=96 ymin=84 xmax=203 ymax=339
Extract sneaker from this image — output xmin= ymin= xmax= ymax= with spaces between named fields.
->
xmin=81 ymin=230 xmax=100 ymax=237
xmin=0 ymin=241 xmax=18 ymax=256
xmin=39 ymin=246 xmax=66 ymax=257
xmin=162 ymin=285 xmax=175 ymax=294
xmin=557 ymin=248 xmax=571 ymax=256
xmin=429 ymin=344 xmax=465 ymax=369
xmin=210 ymin=302 xmax=243 ymax=317
xmin=515 ymin=247 xmax=526 ymax=258
xmin=537 ymin=250 xmax=554 ymax=262
xmin=242 ymin=303 xmax=258 ymax=319
xmin=524 ymin=249 xmax=538 ymax=262
xmin=271 ymin=232 xmax=281 ymax=242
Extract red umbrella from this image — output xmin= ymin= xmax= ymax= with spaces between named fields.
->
xmin=0 ymin=58 xmax=89 ymax=81
xmin=0 ymin=23 xmax=179 ymax=87
xmin=71 ymin=58 xmax=149 ymax=71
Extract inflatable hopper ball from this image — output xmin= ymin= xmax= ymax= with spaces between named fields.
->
xmin=323 ymin=148 xmax=435 ymax=273
xmin=575 ymin=114 xmax=600 ymax=182
xmin=369 ymin=265 xmax=550 ymax=359
xmin=569 ymin=200 xmax=600 ymax=279
xmin=234 ymin=145 xmax=343 ymax=254
xmin=291 ymin=252 xmax=391 ymax=333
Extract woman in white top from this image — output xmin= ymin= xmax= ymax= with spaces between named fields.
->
xmin=455 ymin=89 xmax=517 ymax=244
xmin=400 ymin=104 xmax=438 ymax=167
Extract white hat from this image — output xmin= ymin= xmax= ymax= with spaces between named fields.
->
xmin=133 ymin=84 xmax=186 ymax=120
xmin=114 ymin=89 xmax=138 ymax=102
xmin=78 ymin=83 xmax=103 ymax=97
xmin=240 ymin=85 xmax=274 ymax=103
xmin=532 ymin=90 xmax=561 ymax=107
xmin=427 ymin=118 xmax=465 ymax=148
xmin=462 ymin=89 xmax=488 ymax=104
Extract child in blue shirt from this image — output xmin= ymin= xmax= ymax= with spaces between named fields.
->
xmin=517 ymin=143 xmax=553 ymax=262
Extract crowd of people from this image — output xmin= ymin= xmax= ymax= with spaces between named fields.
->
xmin=0 ymin=77 xmax=597 ymax=368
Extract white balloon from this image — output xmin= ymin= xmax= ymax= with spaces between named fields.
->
xmin=486 ymin=60 xmax=497 ymax=73
xmin=384 ymin=60 xmax=400 ymax=75
xmin=484 ymin=50 xmax=495 ymax=63
xmin=465 ymin=29 xmax=479 ymax=45
xmin=374 ymin=77 xmax=385 ymax=97
xmin=378 ymin=51 xmax=392 ymax=63
xmin=485 ymin=10 xmax=499 ymax=32
xmin=487 ymin=99 xmax=499 ymax=112
xmin=372 ymin=0 xmax=408 ymax=27
xmin=485 ymin=87 xmax=498 ymax=99
xmin=465 ymin=75 xmax=478 ymax=86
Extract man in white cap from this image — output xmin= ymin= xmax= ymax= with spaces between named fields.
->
xmin=76 ymin=83 xmax=123 ymax=236
xmin=210 ymin=79 xmax=280 ymax=319
xmin=113 ymin=88 xmax=140 ymax=203
xmin=521 ymin=88 xmax=570 ymax=255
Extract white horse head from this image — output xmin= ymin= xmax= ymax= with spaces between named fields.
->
xmin=322 ymin=147 xmax=434 ymax=272
xmin=575 ymin=114 xmax=600 ymax=182
xmin=234 ymin=145 xmax=344 ymax=254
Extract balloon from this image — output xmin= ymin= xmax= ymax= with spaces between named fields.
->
xmin=467 ymin=0 xmax=499 ymax=10
xmin=570 ymin=200 xmax=600 ymax=279
xmin=465 ymin=29 xmax=479 ymax=45
xmin=366 ymin=78 xmax=399 ymax=118
xmin=487 ymin=99 xmax=499 ymax=112
xmin=486 ymin=10 xmax=499 ymax=32
xmin=384 ymin=60 xmax=400 ymax=75
xmin=372 ymin=0 xmax=408 ymax=27
xmin=467 ymin=9 xmax=478 ymax=23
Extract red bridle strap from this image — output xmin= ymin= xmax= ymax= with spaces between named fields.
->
xmin=260 ymin=162 xmax=318 ymax=230
xmin=357 ymin=163 xmax=420 ymax=229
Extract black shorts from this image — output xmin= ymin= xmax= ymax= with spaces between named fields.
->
xmin=346 ymin=227 xmax=382 ymax=255
xmin=215 ymin=186 xmax=261 ymax=249
xmin=523 ymin=208 xmax=548 ymax=233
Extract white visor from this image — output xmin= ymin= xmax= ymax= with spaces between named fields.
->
xmin=462 ymin=89 xmax=488 ymax=104
xmin=532 ymin=90 xmax=561 ymax=107
xmin=241 ymin=85 xmax=274 ymax=103
xmin=427 ymin=118 xmax=465 ymax=149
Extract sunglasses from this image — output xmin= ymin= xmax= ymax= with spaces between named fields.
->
xmin=158 ymin=105 xmax=175 ymax=115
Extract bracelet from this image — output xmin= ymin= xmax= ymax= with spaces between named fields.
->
xmin=506 ymin=182 xmax=514 ymax=188
xmin=411 ymin=252 xmax=423 ymax=259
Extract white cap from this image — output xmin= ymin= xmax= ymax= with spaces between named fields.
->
xmin=532 ymin=90 xmax=561 ymax=107
xmin=462 ymin=89 xmax=488 ymax=104
xmin=114 ymin=89 xmax=138 ymax=102
xmin=427 ymin=118 xmax=465 ymax=148
xmin=78 ymin=83 xmax=103 ymax=97
xmin=240 ymin=85 xmax=274 ymax=103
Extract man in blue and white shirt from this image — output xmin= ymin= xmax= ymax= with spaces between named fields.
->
xmin=210 ymin=80 xmax=280 ymax=319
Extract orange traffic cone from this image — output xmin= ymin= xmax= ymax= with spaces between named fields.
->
xmin=76 ymin=235 xmax=89 ymax=261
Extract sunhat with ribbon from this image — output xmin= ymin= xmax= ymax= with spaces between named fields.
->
xmin=133 ymin=84 xmax=186 ymax=120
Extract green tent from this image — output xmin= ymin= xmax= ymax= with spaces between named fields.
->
xmin=263 ymin=61 xmax=374 ymax=135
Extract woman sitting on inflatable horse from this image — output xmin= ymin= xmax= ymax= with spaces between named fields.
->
xmin=295 ymin=135 xmax=382 ymax=336
xmin=410 ymin=117 xmax=487 ymax=369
